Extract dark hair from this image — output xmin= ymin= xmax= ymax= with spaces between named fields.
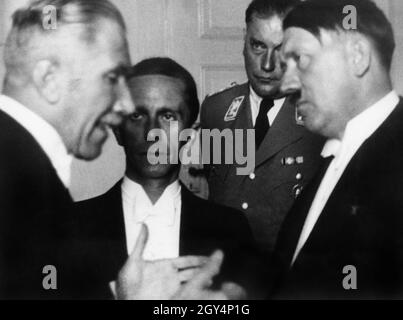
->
xmin=127 ymin=57 xmax=200 ymax=126
xmin=283 ymin=0 xmax=395 ymax=71
xmin=245 ymin=0 xmax=300 ymax=24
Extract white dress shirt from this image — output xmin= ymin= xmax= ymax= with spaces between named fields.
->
xmin=291 ymin=91 xmax=399 ymax=265
xmin=0 ymin=94 xmax=73 ymax=189
xmin=121 ymin=177 xmax=182 ymax=260
xmin=249 ymin=86 xmax=286 ymax=126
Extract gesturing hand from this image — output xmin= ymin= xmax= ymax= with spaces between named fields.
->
xmin=116 ymin=224 xmax=207 ymax=300
xmin=173 ymin=250 xmax=247 ymax=300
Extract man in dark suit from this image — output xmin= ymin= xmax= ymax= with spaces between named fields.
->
xmin=199 ymin=0 xmax=324 ymax=257
xmin=0 ymin=0 xmax=135 ymax=299
xmin=0 ymin=0 xmax=226 ymax=301
xmin=74 ymin=58 xmax=263 ymax=299
xmin=270 ymin=0 xmax=403 ymax=298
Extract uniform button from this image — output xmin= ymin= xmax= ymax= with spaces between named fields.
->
xmin=249 ymin=173 xmax=256 ymax=180
xmin=293 ymin=184 xmax=303 ymax=198
xmin=242 ymin=202 xmax=249 ymax=210
xmin=296 ymin=173 xmax=302 ymax=180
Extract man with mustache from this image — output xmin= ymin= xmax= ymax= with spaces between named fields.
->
xmin=200 ymin=0 xmax=324 ymax=258
xmin=271 ymin=0 xmax=403 ymax=298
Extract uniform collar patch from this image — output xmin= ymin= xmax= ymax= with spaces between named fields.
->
xmin=224 ymin=96 xmax=245 ymax=122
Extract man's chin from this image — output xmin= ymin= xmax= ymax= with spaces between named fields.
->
xmin=74 ymin=142 xmax=104 ymax=161
xmin=74 ymin=149 xmax=101 ymax=161
xmin=252 ymin=83 xmax=281 ymax=99
xmin=138 ymin=165 xmax=178 ymax=179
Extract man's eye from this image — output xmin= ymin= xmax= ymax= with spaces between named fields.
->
xmin=129 ymin=113 xmax=142 ymax=121
xmin=162 ymin=113 xmax=176 ymax=121
xmin=251 ymin=41 xmax=265 ymax=51
xmin=105 ymin=73 xmax=119 ymax=85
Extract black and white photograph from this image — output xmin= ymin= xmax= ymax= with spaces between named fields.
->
xmin=0 ymin=0 xmax=403 ymax=304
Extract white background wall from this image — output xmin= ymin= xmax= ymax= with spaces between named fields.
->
xmin=0 ymin=0 xmax=402 ymax=201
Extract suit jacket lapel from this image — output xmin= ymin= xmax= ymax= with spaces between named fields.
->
xmin=255 ymin=97 xmax=305 ymax=168
xmin=179 ymin=187 xmax=197 ymax=255
xmin=102 ymin=182 xmax=128 ymax=270
xmin=273 ymin=171 xmax=326 ymax=270
xmin=179 ymin=186 xmax=210 ymax=256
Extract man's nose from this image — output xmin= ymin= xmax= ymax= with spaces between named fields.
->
xmin=280 ymin=67 xmax=301 ymax=95
xmin=145 ymin=118 xmax=162 ymax=142
xmin=261 ymin=49 xmax=276 ymax=72
xmin=113 ymin=77 xmax=135 ymax=115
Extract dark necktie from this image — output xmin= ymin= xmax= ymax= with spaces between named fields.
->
xmin=255 ymin=98 xmax=274 ymax=149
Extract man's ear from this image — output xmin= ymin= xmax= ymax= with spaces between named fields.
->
xmin=32 ymin=59 xmax=60 ymax=104
xmin=349 ymin=36 xmax=371 ymax=77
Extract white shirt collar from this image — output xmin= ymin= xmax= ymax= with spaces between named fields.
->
xmin=249 ymin=85 xmax=263 ymax=106
xmin=121 ymin=177 xmax=181 ymax=225
xmin=321 ymin=139 xmax=341 ymax=158
xmin=321 ymin=91 xmax=399 ymax=162
xmin=249 ymin=85 xmax=286 ymax=126
xmin=0 ymin=94 xmax=73 ymax=189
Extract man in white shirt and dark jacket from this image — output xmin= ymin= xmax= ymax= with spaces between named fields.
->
xmin=269 ymin=0 xmax=403 ymax=299
xmin=0 ymin=0 xmax=136 ymax=299
xmin=0 ymin=0 xmax=245 ymax=301
xmin=73 ymin=58 xmax=265 ymax=299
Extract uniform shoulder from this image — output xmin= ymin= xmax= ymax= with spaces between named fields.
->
xmin=201 ymin=82 xmax=249 ymax=124
xmin=204 ymin=82 xmax=248 ymax=102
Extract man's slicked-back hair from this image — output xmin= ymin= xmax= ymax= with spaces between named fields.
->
xmin=11 ymin=0 xmax=126 ymax=32
xmin=3 ymin=0 xmax=126 ymax=83
xmin=283 ymin=0 xmax=395 ymax=71
xmin=245 ymin=0 xmax=300 ymax=24
xmin=127 ymin=57 xmax=200 ymax=127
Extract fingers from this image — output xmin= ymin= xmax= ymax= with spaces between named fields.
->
xmin=221 ymin=282 xmax=247 ymax=300
xmin=116 ymin=225 xmax=149 ymax=300
xmin=178 ymin=268 xmax=200 ymax=283
xmin=131 ymin=223 xmax=149 ymax=260
xmin=203 ymin=291 xmax=229 ymax=300
xmin=205 ymin=250 xmax=224 ymax=277
xmin=191 ymin=250 xmax=224 ymax=288
xmin=172 ymin=256 xmax=208 ymax=270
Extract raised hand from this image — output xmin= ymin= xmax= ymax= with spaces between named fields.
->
xmin=173 ymin=250 xmax=247 ymax=300
xmin=116 ymin=224 xmax=207 ymax=300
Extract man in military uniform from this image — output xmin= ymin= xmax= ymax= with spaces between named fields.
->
xmin=199 ymin=0 xmax=324 ymax=257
